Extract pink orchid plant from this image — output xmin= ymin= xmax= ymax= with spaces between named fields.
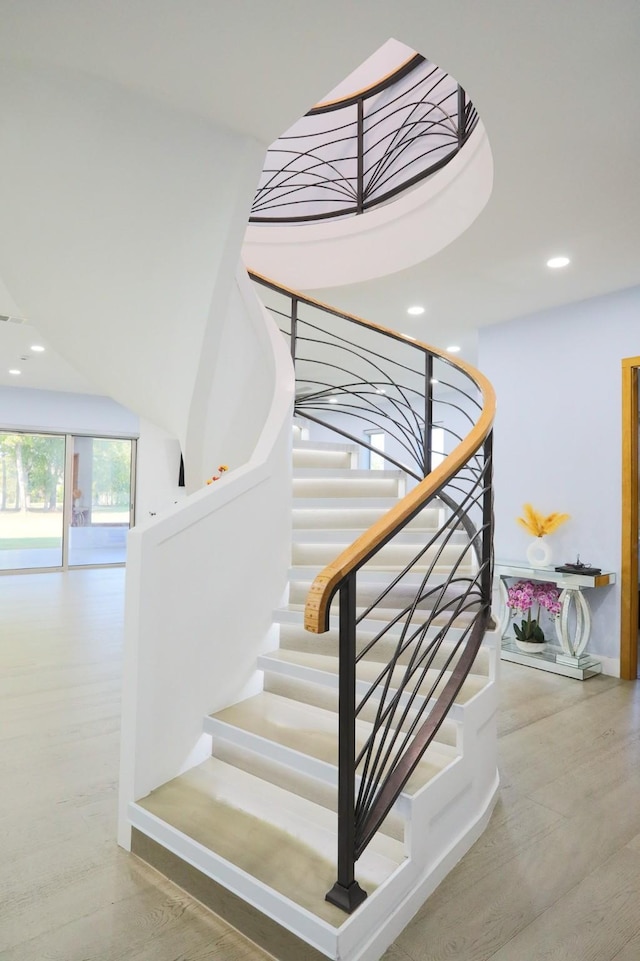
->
xmin=507 ymin=579 xmax=562 ymax=643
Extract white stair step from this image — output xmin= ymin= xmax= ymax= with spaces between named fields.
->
xmin=274 ymin=617 xmax=492 ymax=676
xmin=275 ymin=603 xmax=478 ymax=634
xmin=292 ymin=496 xmax=400 ymax=510
xmin=292 ymin=505 xmax=444 ymax=530
xmin=205 ymin=691 xmax=456 ymax=795
xmin=278 ymin=600 xmax=482 ymax=634
xmin=292 ymin=448 xmax=354 ymax=469
xmin=210 ymin=738 xmax=406 ymax=840
xmin=287 ymin=574 xmax=477 ymax=610
xmin=290 ymin=541 xmax=475 ymax=571
xmin=293 ymin=475 xmax=402 ymax=498
xmin=293 ymin=439 xmax=358 ymax=453
xmin=133 ymin=756 xmax=405 ymax=923
xmin=291 ymin=527 xmax=462 ymax=545
xmin=259 ymin=649 xmax=489 ymax=713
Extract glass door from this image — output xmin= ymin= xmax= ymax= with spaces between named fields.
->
xmin=67 ymin=436 xmax=135 ymax=567
xmin=0 ymin=431 xmax=66 ymax=571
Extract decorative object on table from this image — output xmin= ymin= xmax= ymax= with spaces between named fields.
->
xmin=206 ymin=464 xmax=229 ymax=486
xmin=517 ymin=503 xmax=570 ymax=567
xmin=554 ymin=555 xmax=602 ymax=575
xmin=507 ymin=579 xmax=562 ymax=652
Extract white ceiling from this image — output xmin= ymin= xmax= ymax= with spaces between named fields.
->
xmin=0 ymin=1 xmax=639 ymax=387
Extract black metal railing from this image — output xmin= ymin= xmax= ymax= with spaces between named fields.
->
xmin=250 ymin=54 xmax=479 ymax=224
xmin=251 ymin=272 xmax=494 ymax=912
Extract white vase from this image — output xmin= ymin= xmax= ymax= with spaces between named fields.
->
xmin=515 ymin=638 xmax=547 ymax=654
xmin=526 ymin=537 xmax=553 ymax=567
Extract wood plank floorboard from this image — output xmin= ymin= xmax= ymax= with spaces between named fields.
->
xmin=1 ymin=569 xmax=639 ymax=960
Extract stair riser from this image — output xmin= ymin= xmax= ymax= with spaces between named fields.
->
xmin=291 ymin=542 xmax=475 ymax=569
xmin=276 ymin=623 xmax=492 ymax=675
xmin=292 ymin=507 xmax=443 ymax=531
xmin=293 ymin=478 xmax=402 ymax=498
xmin=211 ymin=739 xmax=405 ymax=843
xmin=262 ymin=673 xmax=460 ymax=748
xmin=288 ymin=578 xmax=480 ymax=611
xmin=292 ymin=450 xmax=354 ymax=469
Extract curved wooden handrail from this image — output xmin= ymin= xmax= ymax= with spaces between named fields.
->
xmin=247 ymin=269 xmax=496 ymax=635
xmin=309 ymin=53 xmax=424 ymax=113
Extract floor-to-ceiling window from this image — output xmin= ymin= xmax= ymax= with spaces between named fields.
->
xmin=0 ymin=431 xmax=66 ymax=570
xmin=0 ymin=431 xmax=136 ymax=572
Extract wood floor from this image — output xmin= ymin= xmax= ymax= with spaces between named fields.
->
xmin=1 ymin=568 xmax=640 ymax=961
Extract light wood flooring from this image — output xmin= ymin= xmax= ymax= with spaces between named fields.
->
xmin=1 ymin=568 xmax=640 ymax=961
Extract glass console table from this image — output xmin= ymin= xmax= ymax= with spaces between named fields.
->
xmin=495 ymin=562 xmax=616 ymax=680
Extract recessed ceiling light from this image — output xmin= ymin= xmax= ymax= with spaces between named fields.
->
xmin=375 ymin=388 xmax=386 ymax=395
xmin=546 ymin=256 xmax=570 ymax=269
xmin=328 ymin=397 xmax=339 ymax=404
xmin=9 ymin=369 xmax=21 ymax=375
xmin=431 ymin=378 xmax=439 ymax=384
xmin=30 ymin=344 xmax=45 ymax=352
xmin=407 ymin=305 xmax=425 ymax=316
xmin=446 ymin=345 xmax=461 ymax=353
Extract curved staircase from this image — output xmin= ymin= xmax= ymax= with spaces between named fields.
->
xmin=128 ymin=433 xmax=499 ymax=961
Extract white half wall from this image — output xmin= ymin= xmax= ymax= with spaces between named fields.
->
xmin=479 ymin=284 xmax=640 ymax=665
xmin=118 ymin=275 xmax=295 ymax=847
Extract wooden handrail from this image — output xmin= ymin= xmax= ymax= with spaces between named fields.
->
xmin=309 ymin=53 xmax=424 ymax=113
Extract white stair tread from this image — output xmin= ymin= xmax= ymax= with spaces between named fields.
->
xmin=276 ymin=618 xmax=491 ymax=673
xmin=135 ymin=756 xmax=404 ymax=924
xmin=260 ymin=649 xmax=489 ymax=706
xmin=209 ymin=691 xmax=456 ymax=794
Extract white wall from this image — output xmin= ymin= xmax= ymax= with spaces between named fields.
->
xmin=0 ymin=61 xmax=264 ymax=484
xmin=0 ymin=386 xmax=138 ymax=437
xmin=479 ymin=284 xmax=640 ymax=669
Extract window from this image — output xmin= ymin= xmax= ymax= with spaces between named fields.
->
xmin=365 ymin=430 xmax=386 ymax=470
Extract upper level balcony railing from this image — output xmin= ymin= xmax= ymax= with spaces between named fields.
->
xmin=249 ymin=54 xmax=478 ymax=224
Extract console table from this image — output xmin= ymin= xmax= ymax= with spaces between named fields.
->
xmin=495 ymin=562 xmax=616 ymax=680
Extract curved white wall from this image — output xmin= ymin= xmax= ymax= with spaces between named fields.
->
xmin=243 ymin=124 xmax=493 ymax=290
xmin=119 ymin=274 xmax=294 ymax=845
xmin=0 ymin=61 xmax=264 ymax=478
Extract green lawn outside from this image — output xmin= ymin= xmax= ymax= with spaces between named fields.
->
xmin=0 ymin=537 xmax=62 ymax=550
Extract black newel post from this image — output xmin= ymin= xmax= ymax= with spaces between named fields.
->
xmin=325 ymin=574 xmax=367 ymax=912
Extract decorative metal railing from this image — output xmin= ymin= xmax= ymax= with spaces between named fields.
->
xmin=250 ymin=53 xmax=478 ymax=223
xmin=251 ymin=271 xmax=494 ymax=912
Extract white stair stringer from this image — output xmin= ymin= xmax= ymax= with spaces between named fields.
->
xmin=129 ymin=437 xmax=500 ymax=961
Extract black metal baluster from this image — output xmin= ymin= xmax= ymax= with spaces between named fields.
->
xmin=481 ymin=431 xmax=494 ymax=608
xmin=424 ymin=354 xmax=434 ymax=476
xmin=457 ymin=86 xmax=467 ymax=148
xmin=326 ymin=573 xmax=367 ymax=913
xmin=356 ymin=98 xmax=365 ymax=214
xmin=290 ymin=296 xmax=299 ymax=366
